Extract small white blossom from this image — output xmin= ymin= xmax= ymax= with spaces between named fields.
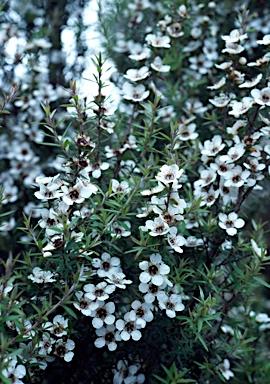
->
xmin=54 ymin=338 xmax=75 ymax=362
xmin=123 ymin=66 xmax=150 ymax=81
xmin=73 ymin=291 xmax=93 ymax=316
xmin=155 ymin=164 xmax=183 ymax=185
xmin=2 ymin=357 xmax=26 ymax=384
xmin=251 ymin=87 xmax=270 ymax=106
xmin=150 ymin=56 xmax=170 ymax=72
xmin=167 ymin=227 xmax=186 ymax=253
xmin=90 ymin=301 xmax=116 ymax=329
xmin=219 ymin=359 xmax=234 ymax=381
xmin=143 ymin=216 xmax=170 ymax=237
xmin=201 ymin=135 xmax=225 ymax=156
xmin=139 ymin=253 xmax=170 ymax=286
xmin=116 ymin=312 xmax=142 ymax=341
xmin=122 ymin=82 xmax=149 ymax=102
xmin=218 ymin=212 xmax=245 ymax=236
xmin=94 ymin=324 xmax=121 ymax=351
xmin=257 ymin=34 xmax=270 ymax=45
xmin=145 ymin=33 xmax=171 ymax=48
xmin=28 ymin=267 xmax=56 ymax=284
xmin=84 ymin=281 xmax=116 ymax=302
xmin=157 ymin=291 xmax=185 ymax=318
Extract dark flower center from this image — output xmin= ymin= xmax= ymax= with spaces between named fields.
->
xmin=69 ymin=189 xmax=80 ymax=200
xmin=148 ymin=265 xmax=159 ymax=276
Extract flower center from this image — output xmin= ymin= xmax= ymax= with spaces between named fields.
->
xmin=69 ymin=189 xmax=80 ymax=200
xmin=148 ymin=264 xmax=159 ymax=276
xmin=125 ymin=321 xmax=135 ymax=333
xmin=97 ymin=308 xmax=108 ymax=319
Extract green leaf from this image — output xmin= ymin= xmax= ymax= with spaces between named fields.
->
xmin=253 ymin=276 xmax=270 ymax=288
xmin=63 ymin=305 xmax=78 ymax=319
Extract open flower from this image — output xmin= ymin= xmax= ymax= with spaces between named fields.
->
xmin=251 ymin=87 xmax=270 ymax=106
xmin=122 ymin=82 xmax=149 ymax=102
xmin=155 ymin=164 xmax=183 ymax=185
xmin=61 ymin=179 xmax=98 ymax=205
xmin=54 ymin=338 xmax=75 ymax=362
xmin=123 ymin=66 xmax=150 ymax=81
xmin=28 ymin=267 xmax=56 ymax=284
xmin=218 ymin=212 xmax=245 ymax=236
xmin=219 ymin=359 xmax=234 ymax=381
xmin=94 ymin=324 xmax=121 ymax=351
xmin=139 ymin=253 xmax=170 ymax=286
xmin=145 ymin=33 xmax=171 ymax=48
xmin=167 ymin=227 xmax=186 ymax=253
xmin=143 ymin=216 xmax=170 ymax=236
xmin=115 ymin=312 xmax=142 ymax=341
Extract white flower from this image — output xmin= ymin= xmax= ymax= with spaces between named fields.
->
xmin=141 ymin=182 xmax=165 ymax=196
xmin=128 ymin=43 xmax=151 ymax=61
xmin=218 ymin=212 xmax=245 ymax=236
xmin=85 ymin=161 xmax=110 ymax=179
xmin=150 ymin=56 xmax=170 ymax=72
xmin=2 ymin=357 xmax=26 ymax=384
xmin=157 ymin=291 xmax=185 ymax=318
xmin=209 ymin=93 xmax=231 ymax=108
xmin=28 ymin=267 xmax=56 ymax=284
xmin=226 ymin=120 xmax=246 ymax=135
xmin=222 ymin=29 xmax=248 ymax=43
xmin=251 ymin=87 xmax=270 ymax=106
xmin=248 ymin=53 xmax=270 ymax=67
xmin=92 ymin=252 xmax=121 ymax=277
xmin=228 ymin=97 xmax=254 ymax=117
xmin=238 ymin=74 xmax=262 ymax=88
xmin=223 ymin=165 xmax=250 ymax=188
xmin=219 ymin=143 xmax=245 ymax=163
xmin=210 ymin=157 xmax=233 ymax=177
xmin=38 ymin=208 xmax=62 ymax=236
xmin=90 ymin=301 xmax=116 ymax=329
xmin=219 ymin=359 xmax=234 ymax=381
xmin=122 ymin=82 xmax=149 ymax=102
xmin=54 ymin=338 xmax=75 ymax=362
xmin=194 ymin=169 xmax=217 ymax=188
xmin=139 ymin=281 xmax=167 ymax=303
xmin=143 ymin=216 xmax=170 ymax=236
xmin=139 ymin=253 xmax=170 ymax=286
xmin=123 ymin=66 xmax=150 ymax=81
xmin=167 ymin=227 xmax=186 ymax=253
xmin=185 ymin=236 xmax=204 ymax=247
xmin=176 ymin=122 xmax=198 ymax=141
xmin=73 ymin=291 xmax=93 ymax=316
xmin=61 ymin=179 xmax=97 ymax=205
xmin=129 ymin=300 xmax=154 ymax=328
xmin=215 ymin=61 xmax=232 ymax=70
xmin=45 ymin=315 xmax=68 ymax=337
xmin=105 ymin=271 xmax=132 ymax=289
xmin=42 ymin=235 xmax=64 ymax=256
xmin=34 ymin=180 xmax=64 ymax=200
xmin=94 ymin=324 xmax=121 ymax=351
xmin=251 ymin=239 xmax=266 ymax=258
xmin=257 ymin=34 xmax=270 ymax=45
xmin=222 ymin=42 xmax=245 ymax=54
xmin=145 ymin=33 xmax=171 ymax=48
xmin=201 ymin=135 xmax=225 ymax=156
xmin=111 ymin=179 xmax=130 ymax=194
xmin=189 ymin=54 xmax=212 ymax=75
xmin=38 ymin=332 xmax=55 ymax=355
xmin=155 ymin=164 xmax=183 ymax=185
xmin=207 ymin=77 xmax=226 ymax=90
xmin=116 ymin=312 xmax=142 ymax=341
xmin=110 ymin=221 xmax=131 ymax=237
xmin=84 ymin=281 xmax=115 ymax=302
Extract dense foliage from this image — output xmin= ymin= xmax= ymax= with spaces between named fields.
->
xmin=1 ymin=0 xmax=270 ymax=383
